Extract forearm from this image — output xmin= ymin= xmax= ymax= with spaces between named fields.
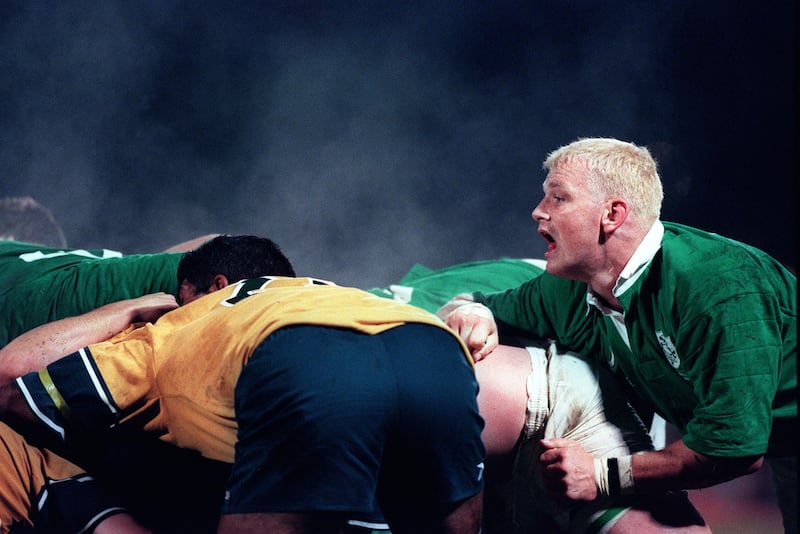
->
xmin=0 ymin=294 xmax=176 ymax=385
xmin=627 ymin=439 xmax=764 ymax=493
xmin=541 ymin=428 xmax=765 ymax=501
xmin=0 ymin=304 xmax=132 ymax=384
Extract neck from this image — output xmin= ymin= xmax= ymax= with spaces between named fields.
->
xmin=586 ymin=246 xmax=634 ymax=313
xmin=588 ymin=275 xmax=624 ymax=312
xmin=590 ymin=225 xmax=655 ymax=312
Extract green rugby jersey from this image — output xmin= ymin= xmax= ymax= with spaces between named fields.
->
xmin=0 ymin=240 xmax=183 ymax=347
xmin=476 ymin=222 xmax=796 ymax=458
xmin=368 ymin=258 xmax=546 ymax=313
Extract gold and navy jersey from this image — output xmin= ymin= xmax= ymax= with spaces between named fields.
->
xmin=17 ymin=277 xmax=470 ymax=463
xmin=0 ymin=421 xmax=127 ymax=533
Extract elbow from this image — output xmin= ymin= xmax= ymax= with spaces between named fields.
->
xmin=0 ymin=371 xmax=27 ymax=388
xmin=0 ymin=350 xmax=42 ymax=387
xmin=711 ymin=454 xmax=765 ymax=482
xmin=0 ymin=359 xmax=24 ymax=387
xmin=0 ymin=372 xmax=15 ymax=388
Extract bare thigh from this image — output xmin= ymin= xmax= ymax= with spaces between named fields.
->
xmin=610 ymin=507 xmax=710 ymax=533
xmin=474 ymin=345 xmax=531 ymax=456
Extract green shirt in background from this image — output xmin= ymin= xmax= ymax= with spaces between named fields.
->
xmin=369 ymin=258 xmax=546 ymax=313
xmin=0 ymin=240 xmax=183 ymax=348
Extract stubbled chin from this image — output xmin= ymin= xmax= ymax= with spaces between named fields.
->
xmin=543 ymin=249 xmax=560 ymax=271
xmin=543 ymin=258 xmax=566 ymax=277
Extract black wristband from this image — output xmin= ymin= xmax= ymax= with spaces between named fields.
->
xmin=607 ymin=457 xmax=621 ymax=496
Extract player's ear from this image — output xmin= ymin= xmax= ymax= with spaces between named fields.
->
xmin=602 ymin=199 xmax=629 ymax=232
xmin=211 ymin=274 xmax=230 ymax=291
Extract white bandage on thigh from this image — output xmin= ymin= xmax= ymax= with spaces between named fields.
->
xmin=524 ymin=344 xmax=549 ymax=438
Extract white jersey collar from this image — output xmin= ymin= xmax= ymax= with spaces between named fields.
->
xmin=586 ymin=220 xmax=664 ymax=312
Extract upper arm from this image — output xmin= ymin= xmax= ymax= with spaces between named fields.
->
xmin=12 ymin=341 xmax=153 ymax=450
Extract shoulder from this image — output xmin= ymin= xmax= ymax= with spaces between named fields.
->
xmin=72 ymin=252 xmax=183 ymax=282
xmin=661 ymin=222 xmax=787 ymax=276
xmin=657 ymin=222 xmax=793 ymax=305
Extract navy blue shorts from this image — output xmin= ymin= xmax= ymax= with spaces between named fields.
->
xmin=221 ymin=323 xmax=485 ymax=516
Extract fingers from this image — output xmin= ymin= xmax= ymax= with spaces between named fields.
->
xmin=450 ymin=318 xmax=497 ymax=362
xmin=540 ymin=437 xmax=577 ymax=450
xmin=437 ymin=296 xmax=500 ymax=361
xmin=538 ymin=439 xmax=598 ymax=501
xmin=470 ymin=331 xmax=498 ymax=362
xmin=132 ymin=293 xmax=179 ymax=323
xmin=538 ymin=438 xmax=581 ymax=466
xmin=440 ymin=301 xmax=499 ymax=361
xmin=458 ymin=318 xmax=493 ymax=349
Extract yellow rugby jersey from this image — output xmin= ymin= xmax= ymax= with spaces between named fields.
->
xmin=0 ymin=421 xmax=129 ymax=533
xmin=0 ymin=422 xmax=80 ymax=531
xmin=18 ymin=277 xmax=472 ymax=463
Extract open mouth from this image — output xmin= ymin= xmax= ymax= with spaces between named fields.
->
xmin=540 ymin=230 xmax=556 ymax=252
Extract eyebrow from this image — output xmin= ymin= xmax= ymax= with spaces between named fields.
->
xmin=543 ymin=179 xmax=564 ymax=191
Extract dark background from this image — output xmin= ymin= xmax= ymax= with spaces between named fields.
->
xmin=1 ymin=1 xmax=796 ymax=289
xmin=0 ymin=3 xmax=794 ymax=530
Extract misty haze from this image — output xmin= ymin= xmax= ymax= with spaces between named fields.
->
xmin=1 ymin=1 xmax=795 ymax=288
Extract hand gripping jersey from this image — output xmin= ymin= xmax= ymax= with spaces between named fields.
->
xmin=17 ymin=277 xmax=471 ymax=463
xmin=0 ymin=240 xmax=182 ymax=347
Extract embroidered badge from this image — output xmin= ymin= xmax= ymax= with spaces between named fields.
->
xmin=655 ymin=331 xmax=680 ymax=368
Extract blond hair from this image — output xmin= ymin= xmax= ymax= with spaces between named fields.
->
xmin=543 ymin=138 xmax=663 ymax=225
